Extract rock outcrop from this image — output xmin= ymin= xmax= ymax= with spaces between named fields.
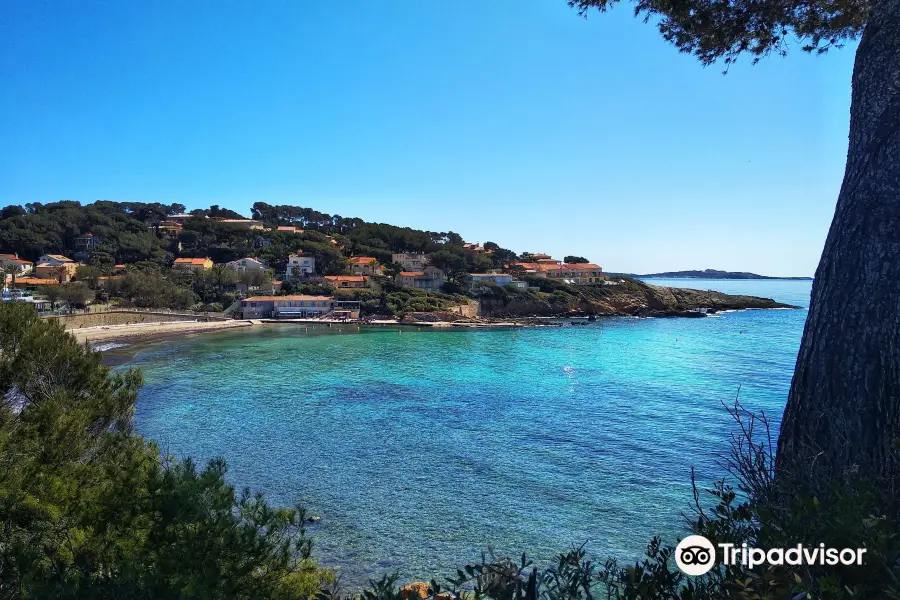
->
xmin=476 ymin=279 xmax=798 ymax=319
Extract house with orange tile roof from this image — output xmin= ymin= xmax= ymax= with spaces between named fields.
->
xmin=512 ymin=257 xmax=606 ymax=284
xmin=0 ymin=253 xmax=33 ymax=275
xmin=323 ymin=275 xmax=369 ymax=289
xmin=14 ymin=277 xmax=57 ymax=289
xmin=545 ymin=263 xmax=607 ymax=285
xmin=511 ymin=261 xmax=556 ymax=277
xmin=276 ymin=225 xmax=303 ymax=234
xmin=347 ymin=256 xmax=383 ymax=276
xmin=173 ymin=257 xmax=214 ymax=271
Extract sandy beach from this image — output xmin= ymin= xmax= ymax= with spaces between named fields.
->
xmin=70 ymin=319 xmax=257 ymax=345
xmin=68 ymin=317 xmax=536 ymax=347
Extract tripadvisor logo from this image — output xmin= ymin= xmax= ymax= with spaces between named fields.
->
xmin=674 ymin=535 xmax=868 ymax=576
xmin=675 ymin=535 xmax=716 ymax=576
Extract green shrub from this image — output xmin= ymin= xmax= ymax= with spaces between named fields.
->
xmin=0 ymin=303 xmax=333 ymax=599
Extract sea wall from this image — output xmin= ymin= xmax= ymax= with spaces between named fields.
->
xmin=49 ymin=310 xmax=226 ymax=330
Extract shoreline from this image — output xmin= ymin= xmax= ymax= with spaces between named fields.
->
xmin=70 ymin=319 xmax=257 ymax=345
xmin=72 ymin=304 xmax=802 ymax=349
xmin=71 ymin=317 xmax=532 ymax=350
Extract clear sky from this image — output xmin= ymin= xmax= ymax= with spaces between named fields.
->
xmin=1 ymin=1 xmax=855 ymax=276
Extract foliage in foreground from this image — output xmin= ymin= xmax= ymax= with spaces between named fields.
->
xmin=0 ymin=303 xmax=333 ymax=599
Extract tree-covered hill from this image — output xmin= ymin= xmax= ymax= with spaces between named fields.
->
xmin=0 ymin=200 xmax=519 ymax=276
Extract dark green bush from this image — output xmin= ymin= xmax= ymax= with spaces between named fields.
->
xmin=0 ymin=303 xmax=333 ymax=599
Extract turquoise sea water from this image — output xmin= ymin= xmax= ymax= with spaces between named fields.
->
xmin=130 ymin=279 xmax=811 ymax=586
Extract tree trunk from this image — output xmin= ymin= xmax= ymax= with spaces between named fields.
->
xmin=778 ymin=0 xmax=900 ymax=486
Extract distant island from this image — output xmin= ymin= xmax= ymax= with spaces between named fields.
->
xmin=632 ymin=269 xmax=813 ymax=281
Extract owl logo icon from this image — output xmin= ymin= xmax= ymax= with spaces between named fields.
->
xmin=675 ymin=535 xmax=716 ymax=576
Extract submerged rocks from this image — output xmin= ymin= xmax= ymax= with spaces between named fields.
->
xmin=399 ymin=582 xmax=455 ymax=600
xmin=400 ymin=582 xmax=430 ymax=600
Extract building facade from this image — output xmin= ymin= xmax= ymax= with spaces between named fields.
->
xmin=173 ymin=257 xmax=214 ymax=271
xmin=287 ymin=254 xmax=316 ymax=278
xmin=37 ymin=254 xmax=75 ymax=266
xmin=396 ymin=266 xmax=445 ymax=291
xmin=348 ymin=257 xmax=383 ymax=276
xmin=240 ymin=295 xmax=335 ymax=319
xmin=34 ymin=262 xmax=79 ymax=282
xmin=545 ymin=263 xmax=606 ymax=284
xmin=467 ymin=273 xmax=518 ymax=289
xmin=323 ymin=275 xmax=369 ymax=289
xmin=391 ymin=253 xmax=427 ymax=271
xmin=0 ymin=254 xmax=33 ymax=275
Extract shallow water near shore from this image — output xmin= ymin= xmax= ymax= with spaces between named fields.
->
xmin=130 ymin=279 xmax=811 ymax=587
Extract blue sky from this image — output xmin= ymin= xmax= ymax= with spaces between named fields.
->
xmin=1 ymin=1 xmax=855 ymax=276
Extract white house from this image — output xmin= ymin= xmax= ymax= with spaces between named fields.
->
xmin=391 ymin=253 xmax=427 ymax=271
xmin=287 ymin=254 xmax=316 ymax=278
xmin=226 ymin=257 xmax=267 ymax=272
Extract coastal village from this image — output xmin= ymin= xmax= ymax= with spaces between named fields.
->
xmin=0 ymin=207 xmax=609 ymax=322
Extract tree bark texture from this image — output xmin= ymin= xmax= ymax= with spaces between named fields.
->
xmin=779 ymin=0 xmax=900 ymax=486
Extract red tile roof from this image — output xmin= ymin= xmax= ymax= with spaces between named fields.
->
xmin=0 ymin=254 xmax=31 ymax=265
xmin=513 ymin=262 xmax=557 ymax=273
xmin=174 ymin=257 xmax=211 ymax=265
xmin=348 ymin=257 xmax=378 ymax=264
xmin=552 ymin=263 xmax=602 ymax=271
xmin=399 ymin=271 xmax=426 ymax=277
xmin=244 ymin=295 xmax=334 ymax=302
xmin=324 ymin=275 xmax=367 ymax=282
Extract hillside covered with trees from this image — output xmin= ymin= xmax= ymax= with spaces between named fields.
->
xmin=0 ymin=200 xmax=515 ymax=274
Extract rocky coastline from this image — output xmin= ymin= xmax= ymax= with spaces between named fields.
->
xmin=397 ymin=282 xmax=799 ymax=324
